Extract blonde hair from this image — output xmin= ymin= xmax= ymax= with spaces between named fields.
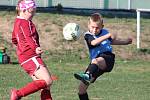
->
xmin=16 ymin=0 xmax=24 ymax=16
xmin=89 ymin=13 xmax=103 ymax=25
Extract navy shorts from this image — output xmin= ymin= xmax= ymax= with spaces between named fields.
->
xmin=98 ymin=52 xmax=115 ymax=72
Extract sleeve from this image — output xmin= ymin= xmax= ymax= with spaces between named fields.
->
xmin=12 ymin=31 xmax=18 ymax=46
xmin=84 ymin=34 xmax=95 ymax=47
xmin=108 ymin=37 xmax=112 ymax=42
xmin=20 ymin=21 xmax=39 ymax=50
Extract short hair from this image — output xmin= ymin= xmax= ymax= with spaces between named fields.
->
xmin=89 ymin=13 xmax=103 ymax=25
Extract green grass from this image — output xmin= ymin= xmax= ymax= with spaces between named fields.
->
xmin=0 ymin=53 xmax=150 ymax=100
xmin=0 ymin=10 xmax=150 ymax=100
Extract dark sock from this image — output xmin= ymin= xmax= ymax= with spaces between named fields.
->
xmin=86 ymin=64 xmax=104 ymax=78
xmin=87 ymin=64 xmax=98 ymax=74
xmin=86 ymin=64 xmax=99 ymax=77
xmin=78 ymin=92 xmax=89 ymax=100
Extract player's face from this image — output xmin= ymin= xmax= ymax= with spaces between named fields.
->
xmin=25 ymin=8 xmax=36 ymax=20
xmin=88 ymin=21 xmax=103 ymax=35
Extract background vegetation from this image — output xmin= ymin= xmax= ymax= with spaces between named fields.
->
xmin=0 ymin=11 xmax=150 ymax=100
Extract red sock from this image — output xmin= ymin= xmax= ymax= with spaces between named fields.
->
xmin=41 ymin=89 xmax=52 ymax=100
xmin=16 ymin=80 xmax=47 ymax=97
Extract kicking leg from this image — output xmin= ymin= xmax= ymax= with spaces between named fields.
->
xmin=74 ymin=61 xmax=105 ymax=85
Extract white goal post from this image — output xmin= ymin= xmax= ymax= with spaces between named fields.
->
xmin=136 ymin=8 xmax=150 ymax=49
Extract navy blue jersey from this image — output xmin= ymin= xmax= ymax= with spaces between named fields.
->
xmin=84 ymin=28 xmax=113 ymax=60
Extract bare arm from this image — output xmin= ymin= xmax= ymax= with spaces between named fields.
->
xmin=90 ymin=32 xmax=132 ymax=46
xmin=91 ymin=33 xmax=111 ymax=46
xmin=112 ymin=37 xmax=132 ymax=45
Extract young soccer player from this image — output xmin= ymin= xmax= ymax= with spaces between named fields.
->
xmin=11 ymin=0 xmax=53 ymax=100
xmin=74 ymin=13 xmax=132 ymax=100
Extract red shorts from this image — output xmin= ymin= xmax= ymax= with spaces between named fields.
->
xmin=21 ymin=56 xmax=46 ymax=76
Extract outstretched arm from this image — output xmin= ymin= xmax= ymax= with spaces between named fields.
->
xmin=112 ymin=37 xmax=132 ymax=45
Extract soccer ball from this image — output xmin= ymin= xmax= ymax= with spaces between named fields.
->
xmin=63 ymin=23 xmax=81 ymax=40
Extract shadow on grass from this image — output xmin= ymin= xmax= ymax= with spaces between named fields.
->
xmin=0 ymin=62 xmax=18 ymax=65
xmin=10 ymin=61 xmax=19 ymax=65
xmin=138 ymin=48 xmax=150 ymax=54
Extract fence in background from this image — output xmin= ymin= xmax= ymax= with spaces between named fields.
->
xmin=0 ymin=0 xmax=150 ymax=10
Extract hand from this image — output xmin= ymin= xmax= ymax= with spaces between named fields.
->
xmin=127 ymin=37 xmax=132 ymax=44
xmin=36 ymin=47 xmax=43 ymax=55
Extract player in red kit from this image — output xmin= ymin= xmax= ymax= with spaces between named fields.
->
xmin=11 ymin=0 xmax=53 ymax=100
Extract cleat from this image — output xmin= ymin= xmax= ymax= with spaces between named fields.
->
xmin=74 ymin=73 xmax=90 ymax=85
xmin=10 ymin=89 xmax=21 ymax=100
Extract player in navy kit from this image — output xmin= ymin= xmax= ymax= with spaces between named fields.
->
xmin=74 ymin=13 xmax=132 ymax=100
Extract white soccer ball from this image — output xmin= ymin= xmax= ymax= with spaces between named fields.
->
xmin=63 ymin=23 xmax=81 ymax=40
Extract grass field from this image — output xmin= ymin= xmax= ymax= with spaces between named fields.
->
xmin=0 ymin=53 xmax=150 ymax=100
xmin=0 ymin=11 xmax=150 ymax=100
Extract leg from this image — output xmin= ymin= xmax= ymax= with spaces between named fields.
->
xmin=33 ymin=65 xmax=53 ymax=87
xmin=86 ymin=53 xmax=115 ymax=81
xmin=78 ymin=82 xmax=89 ymax=100
xmin=74 ymin=58 xmax=106 ymax=100
xmin=32 ymin=66 xmax=53 ymax=100
xmin=10 ymin=56 xmax=53 ymax=100
xmin=74 ymin=58 xmax=106 ymax=85
xmin=11 ymin=66 xmax=52 ymax=98
xmin=40 ymin=88 xmax=52 ymax=100
xmin=75 ymin=53 xmax=115 ymax=100
xmin=91 ymin=57 xmax=107 ymax=70
xmin=10 ymin=79 xmax=47 ymax=100
xmin=31 ymin=75 xmax=52 ymax=100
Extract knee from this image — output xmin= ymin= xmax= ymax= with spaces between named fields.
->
xmin=91 ymin=59 xmax=98 ymax=64
xmin=40 ymin=65 xmax=53 ymax=86
xmin=44 ymin=78 xmax=53 ymax=87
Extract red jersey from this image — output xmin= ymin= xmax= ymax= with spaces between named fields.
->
xmin=12 ymin=16 xmax=40 ymax=64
